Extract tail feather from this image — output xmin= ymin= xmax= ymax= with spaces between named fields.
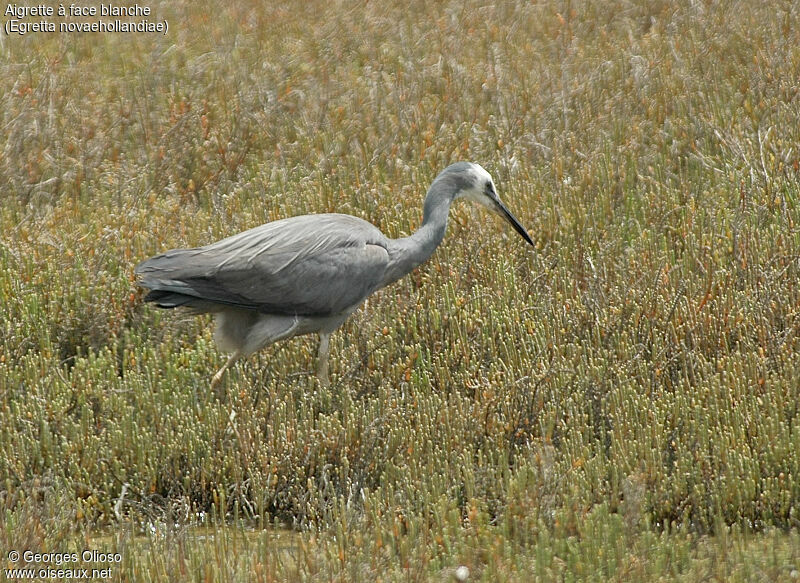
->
xmin=143 ymin=289 xmax=195 ymax=308
xmin=135 ymin=246 xmax=258 ymax=313
xmin=136 ymin=249 xmax=221 ymax=312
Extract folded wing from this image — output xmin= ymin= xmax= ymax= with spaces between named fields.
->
xmin=135 ymin=214 xmax=390 ymax=316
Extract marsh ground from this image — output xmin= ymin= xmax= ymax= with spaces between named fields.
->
xmin=1 ymin=0 xmax=799 ymax=580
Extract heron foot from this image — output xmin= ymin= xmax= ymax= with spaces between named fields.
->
xmin=210 ymin=370 xmax=225 ymax=391
xmin=210 ymin=351 xmax=241 ymax=394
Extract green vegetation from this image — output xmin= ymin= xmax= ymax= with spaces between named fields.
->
xmin=2 ymin=0 xmax=799 ymax=580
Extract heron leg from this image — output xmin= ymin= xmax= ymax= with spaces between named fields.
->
xmin=316 ymin=332 xmax=331 ymax=387
xmin=211 ymin=351 xmax=241 ymax=391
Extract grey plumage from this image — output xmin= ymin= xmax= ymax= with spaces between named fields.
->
xmin=135 ymin=162 xmax=534 ymax=388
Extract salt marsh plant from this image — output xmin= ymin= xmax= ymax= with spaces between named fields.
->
xmin=1 ymin=0 xmax=799 ymax=580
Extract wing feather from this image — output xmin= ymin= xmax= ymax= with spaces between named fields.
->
xmin=136 ymin=214 xmax=390 ymax=315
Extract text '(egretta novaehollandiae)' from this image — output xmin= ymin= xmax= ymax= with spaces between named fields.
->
xmin=135 ymin=162 xmax=534 ymax=388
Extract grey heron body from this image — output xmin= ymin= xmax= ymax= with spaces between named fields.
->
xmin=135 ymin=162 xmax=533 ymax=388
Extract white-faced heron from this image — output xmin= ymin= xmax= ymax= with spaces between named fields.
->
xmin=135 ymin=162 xmax=534 ymax=388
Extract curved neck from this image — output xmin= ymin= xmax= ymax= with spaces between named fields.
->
xmin=381 ymin=188 xmax=456 ymax=286
xmin=416 ymin=189 xmax=453 ymax=253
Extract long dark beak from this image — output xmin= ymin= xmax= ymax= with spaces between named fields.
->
xmin=492 ymin=196 xmax=534 ymax=247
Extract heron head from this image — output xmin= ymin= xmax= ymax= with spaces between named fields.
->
xmin=454 ymin=162 xmax=534 ymax=247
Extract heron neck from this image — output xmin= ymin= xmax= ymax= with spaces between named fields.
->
xmin=382 ymin=193 xmax=452 ymax=286
xmin=416 ymin=193 xmax=451 ymax=253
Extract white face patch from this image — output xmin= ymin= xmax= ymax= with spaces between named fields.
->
xmin=459 ymin=163 xmax=497 ymax=209
xmin=469 ymin=163 xmax=493 ymax=187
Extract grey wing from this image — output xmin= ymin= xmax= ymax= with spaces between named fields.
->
xmin=135 ymin=214 xmax=391 ymax=315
